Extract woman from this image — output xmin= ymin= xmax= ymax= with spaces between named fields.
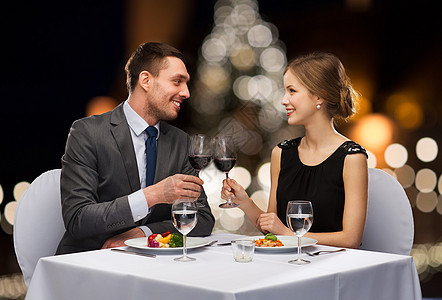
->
xmin=222 ymin=52 xmax=368 ymax=248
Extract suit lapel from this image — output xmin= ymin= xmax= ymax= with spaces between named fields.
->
xmin=110 ymin=104 xmax=141 ymax=191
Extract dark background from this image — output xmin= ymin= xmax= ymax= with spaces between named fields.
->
xmin=1 ymin=0 xmax=441 ymax=296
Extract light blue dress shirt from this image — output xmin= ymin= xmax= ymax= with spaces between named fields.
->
xmin=123 ymin=100 xmax=160 ymax=237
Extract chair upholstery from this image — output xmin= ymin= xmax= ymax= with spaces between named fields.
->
xmin=361 ymin=168 xmax=414 ymax=255
xmin=13 ymin=169 xmax=65 ymax=287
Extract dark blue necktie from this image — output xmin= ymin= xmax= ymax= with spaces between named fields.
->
xmin=145 ymin=126 xmax=158 ymax=187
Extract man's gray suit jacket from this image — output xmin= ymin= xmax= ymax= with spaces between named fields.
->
xmin=56 ymin=103 xmax=214 ymax=254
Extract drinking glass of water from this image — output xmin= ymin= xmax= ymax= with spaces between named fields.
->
xmin=286 ymin=200 xmax=313 ymax=264
xmin=172 ymin=200 xmax=198 ymax=262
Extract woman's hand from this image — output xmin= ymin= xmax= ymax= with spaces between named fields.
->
xmin=257 ymin=212 xmax=292 ymax=235
xmin=221 ymin=178 xmax=250 ymax=206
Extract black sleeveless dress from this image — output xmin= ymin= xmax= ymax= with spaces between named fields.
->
xmin=276 ymin=137 xmax=367 ymax=233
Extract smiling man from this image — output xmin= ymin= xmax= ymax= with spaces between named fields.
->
xmin=56 ymin=42 xmax=215 ymax=254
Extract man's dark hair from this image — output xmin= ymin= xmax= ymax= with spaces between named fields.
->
xmin=124 ymin=42 xmax=186 ymax=93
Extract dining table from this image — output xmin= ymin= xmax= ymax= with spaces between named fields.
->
xmin=25 ymin=233 xmax=422 ymax=300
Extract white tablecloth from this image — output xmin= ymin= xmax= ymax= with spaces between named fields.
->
xmin=26 ymin=233 xmax=422 ymax=300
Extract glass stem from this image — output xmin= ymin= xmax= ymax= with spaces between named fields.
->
xmin=183 ymin=234 xmax=187 ymax=258
xmin=225 ymin=173 xmax=232 ymax=203
xmin=297 ymin=236 xmax=301 ymax=261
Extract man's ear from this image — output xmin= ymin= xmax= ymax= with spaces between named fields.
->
xmin=139 ymin=71 xmax=151 ymax=92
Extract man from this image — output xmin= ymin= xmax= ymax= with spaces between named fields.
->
xmin=56 ymin=42 xmax=215 ymax=254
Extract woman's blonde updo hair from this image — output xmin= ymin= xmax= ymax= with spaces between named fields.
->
xmin=285 ymin=52 xmax=358 ymax=119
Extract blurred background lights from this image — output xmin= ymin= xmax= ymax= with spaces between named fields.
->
xmin=233 ymin=76 xmax=252 ymax=100
xmin=386 ymin=93 xmax=423 ymax=130
xmin=230 ymin=45 xmax=255 ymax=70
xmin=351 ymin=113 xmax=394 ymax=153
xmin=247 ymin=24 xmax=272 ymax=47
xmin=416 ymin=191 xmax=438 ymax=213
xmin=438 ymin=174 xmax=442 ymax=195
xmin=86 ymin=96 xmax=118 ymax=117
xmin=229 ymin=166 xmax=252 ymax=190
xmin=13 ymin=181 xmax=30 ymax=201
xmin=0 ymin=184 xmax=3 ymax=205
xmin=415 ymin=168 xmax=437 ymax=193
xmin=384 ymin=143 xmax=408 ymax=168
xmin=4 ymin=201 xmax=18 ymax=226
xmin=199 ymin=63 xmax=231 ymax=94
xmin=257 ymin=162 xmax=271 ymax=190
xmin=366 ymin=150 xmax=377 ymax=168
xmin=260 ymin=47 xmax=286 ymax=73
xmin=248 ymin=75 xmax=273 ymax=100
xmin=251 ymin=190 xmax=270 ymax=211
xmin=437 ymin=196 xmax=442 ymax=215
xmin=395 ymin=165 xmax=415 ymax=188
xmin=219 ymin=208 xmax=245 ymax=231
xmin=202 ymin=37 xmax=228 ymax=62
xmin=416 ymin=137 xmax=438 ymax=163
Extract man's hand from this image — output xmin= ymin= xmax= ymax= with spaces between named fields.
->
xmin=143 ymin=174 xmax=203 ymax=206
xmin=101 ymin=228 xmax=145 ymax=249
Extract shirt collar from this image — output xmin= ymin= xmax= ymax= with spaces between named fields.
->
xmin=123 ymin=100 xmax=160 ymax=139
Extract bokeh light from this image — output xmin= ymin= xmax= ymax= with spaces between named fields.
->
xmin=250 ymin=190 xmax=270 ymax=212
xmin=86 ymin=96 xmax=118 ymax=117
xmin=416 ymin=191 xmax=438 ymax=213
xmin=230 ymin=45 xmax=255 ymax=71
xmin=439 ymin=174 xmax=442 ymax=195
xmin=386 ymin=93 xmax=423 ymax=130
xmin=257 ymin=162 xmax=271 ymax=190
xmin=219 ymin=208 xmax=245 ymax=231
xmin=247 ymin=24 xmax=272 ymax=47
xmin=405 ymin=186 xmax=418 ymax=207
xmin=366 ymin=150 xmax=377 ymax=168
xmin=13 ymin=182 xmax=30 ymax=201
xmin=416 ymin=137 xmax=438 ymax=163
xmin=384 ymin=143 xmax=408 ymax=168
xmin=202 ymin=37 xmax=228 ymax=63
xmin=395 ymin=165 xmax=415 ymax=188
xmin=0 ymin=184 xmax=3 ymax=205
xmin=229 ymin=166 xmax=252 ymax=190
xmin=260 ymin=47 xmax=286 ymax=73
xmin=415 ymin=168 xmax=437 ymax=193
xmin=4 ymin=201 xmax=18 ymax=225
xmin=351 ymin=114 xmax=394 ymax=153
xmin=437 ymin=195 xmax=442 ymax=215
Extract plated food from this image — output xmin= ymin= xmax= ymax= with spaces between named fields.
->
xmin=254 ymin=233 xmax=284 ymax=247
xmin=147 ymin=231 xmax=183 ymax=248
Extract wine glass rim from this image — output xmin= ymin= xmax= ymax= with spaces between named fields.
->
xmin=287 ymin=200 xmax=311 ymax=204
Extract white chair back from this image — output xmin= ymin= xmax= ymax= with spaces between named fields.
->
xmin=361 ymin=168 xmax=414 ymax=255
xmin=13 ymin=169 xmax=65 ymax=287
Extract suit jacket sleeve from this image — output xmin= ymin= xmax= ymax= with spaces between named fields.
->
xmin=61 ymin=117 xmax=137 ymax=240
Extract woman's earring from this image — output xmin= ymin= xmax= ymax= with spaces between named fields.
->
xmin=316 ymin=104 xmax=321 ymax=110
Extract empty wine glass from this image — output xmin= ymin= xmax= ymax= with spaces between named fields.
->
xmin=172 ymin=200 xmax=198 ymax=262
xmin=286 ymin=200 xmax=313 ymax=264
xmin=213 ymin=136 xmax=238 ymax=208
xmin=188 ymin=134 xmax=212 ymax=207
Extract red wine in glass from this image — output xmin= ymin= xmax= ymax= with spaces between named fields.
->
xmin=214 ymin=136 xmax=239 ymax=208
xmin=214 ymin=158 xmax=236 ymax=174
xmin=189 ymin=155 xmax=212 ymax=174
xmin=189 ymin=135 xmax=212 ymax=207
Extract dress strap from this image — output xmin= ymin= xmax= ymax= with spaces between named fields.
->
xmin=339 ymin=141 xmax=368 ymax=158
xmin=277 ymin=137 xmax=302 ymax=149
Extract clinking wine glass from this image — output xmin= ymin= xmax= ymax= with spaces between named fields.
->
xmin=188 ymin=134 xmax=212 ymax=207
xmin=213 ymin=135 xmax=238 ymax=208
xmin=286 ymin=200 xmax=313 ymax=264
xmin=172 ymin=200 xmax=198 ymax=262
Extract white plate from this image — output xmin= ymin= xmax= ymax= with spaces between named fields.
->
xmin=240 ymin=236 xmax=318 ymax=252
xmin=124 ymin=237 xmax=210 ymax=251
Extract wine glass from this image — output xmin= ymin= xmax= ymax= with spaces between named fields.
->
xmin=213 ymin=136 xmax=238 ymax=208
xmin=286 ymin=200 xmax=313 ymax=264
xmin=188 ymin=134 xmax=212 ymax=207
xmin=172 ymin=200 xmax=198 ymax=262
